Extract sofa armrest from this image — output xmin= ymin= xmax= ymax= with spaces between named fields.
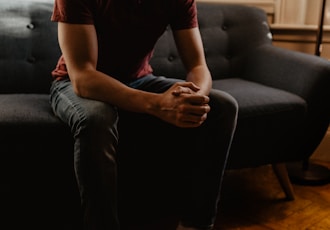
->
xmin=242 ymin=44 xmax=330 ymax=152
xmin=243 ymin=45 xmax=330 ymax=104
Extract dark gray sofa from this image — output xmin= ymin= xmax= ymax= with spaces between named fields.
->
xmin=1 ymin=0 xmax=330 ymax=229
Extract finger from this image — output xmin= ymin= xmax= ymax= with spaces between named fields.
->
xmin=184 ymin=94 xmax=209 ymax=105
xmin=179 ymin=112 xmax=208 ymax=125
xmin=172 ymin=82 xmax=200 ymax=95
xmin=172 ymin=86 xmax=194 ymax=96
xmin=188 ymin=105 xmax=210 ymax=115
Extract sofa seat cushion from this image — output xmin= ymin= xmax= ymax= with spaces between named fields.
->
xmin=0 ymin=93 xmax=73 ymax=179
xmin=0 ymin=94 xmax=60 ymax=126
xmin=0 ymin=92 xmax=73 ymax=155
xmin=213 ymin=78 xmax=307 ymax=168
xmin=213 ymin=78 xmax=307 ymax=119
xmin=0 ymin=93 xmax=73 ymax=164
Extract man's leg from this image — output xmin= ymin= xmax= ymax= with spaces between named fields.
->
xmin=177 ymin=89 xmax=238 ymax=230
xmin=127 ymin=75 xmax=238 ymax=229
xmin=128 ymin=75 xmax=238 ymax=229
xmin=50 ymin=79 xmax=120 ymax=230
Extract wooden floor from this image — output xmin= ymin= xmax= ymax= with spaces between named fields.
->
xmin=216 ymin=130 xmax=330 ymax=230
xmin=127 ymin=159 xmax=330 ymax=230
xmin=216 ymin=160 xmax=330 ymax=230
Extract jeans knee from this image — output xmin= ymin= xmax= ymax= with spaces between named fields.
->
xmin=222 ymin=93 xmax=238 ymax=124
xmin=210 ymin=89 xmax=238 ymax=126
xmin=87 ymin=104 xmax=117 ymax=132
xmin=74 ymin=101 xmax=119 ymax=145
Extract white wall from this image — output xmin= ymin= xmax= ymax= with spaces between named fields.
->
xmin=197 ymin=0 xmax=330 ymax=59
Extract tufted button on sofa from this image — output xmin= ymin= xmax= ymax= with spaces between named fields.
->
xmin=1 ymin=0 xmax=330 ymax=229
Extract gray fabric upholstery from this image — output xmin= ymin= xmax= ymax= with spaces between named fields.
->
xmin=1 ymin=0 xmax=330 ymax=228
xmin=0 ymin=1 xmax=61 ymax=93
xmin=0 ymin=94 xmax=58 ymax=125
xmin=213 ymin=78 xmax=306 ymax=118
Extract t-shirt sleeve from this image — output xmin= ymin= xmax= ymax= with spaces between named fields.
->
xmin=51 ymin=0 xmax=94 ymax=24
xmin=170 ymin=0 xmax=198 ymax=30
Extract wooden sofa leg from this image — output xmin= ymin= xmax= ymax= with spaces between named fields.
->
xmin=272 ymin=163 xmax=295 ymax=201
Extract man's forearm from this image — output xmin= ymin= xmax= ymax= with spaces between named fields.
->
xmin=69 ymin=69 xmax=160 ymax=114
xmin=186 ymin=65 xmax=212 ymax=96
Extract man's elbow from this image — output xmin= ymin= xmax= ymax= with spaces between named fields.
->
xmin=69 ymin=74 xmax=88 ymax=98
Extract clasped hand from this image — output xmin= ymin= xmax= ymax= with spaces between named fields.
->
xmin=156 ymin=81 xmax=210 ymax=128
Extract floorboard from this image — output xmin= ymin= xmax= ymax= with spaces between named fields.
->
xmin=126 ymin=160 xmax=330 ymax=230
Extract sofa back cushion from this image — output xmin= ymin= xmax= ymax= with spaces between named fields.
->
xmin=0 ymin=0 xmax=60 ymax=94
xmin=150 ymin=2 xmax=272 ymax=80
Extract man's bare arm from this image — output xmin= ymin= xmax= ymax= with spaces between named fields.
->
xmin=57 ymin=22 xmax=209 ymax=127
xmin=173 ymin=27 xmax=212 ymax=96
xmin=57 ymin=22 xmax=159 ymax=114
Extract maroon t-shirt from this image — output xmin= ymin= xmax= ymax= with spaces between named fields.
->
xmin=51 ymin=0 xmax=198 ymax=82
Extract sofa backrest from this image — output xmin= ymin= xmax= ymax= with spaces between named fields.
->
xmin=0 ymin=0 xmax=60 ymax=94
xmin=0 ymin=0 xmax=272 ymax=94
xmin=150 ymin=2 xmax=272 ymax=80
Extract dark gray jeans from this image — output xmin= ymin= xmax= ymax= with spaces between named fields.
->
xmin=50 ymin=75 xmax=238 ymax=230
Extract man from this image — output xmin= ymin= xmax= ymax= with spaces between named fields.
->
xmin=50 ymin=0 xmax=238 ymax=229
